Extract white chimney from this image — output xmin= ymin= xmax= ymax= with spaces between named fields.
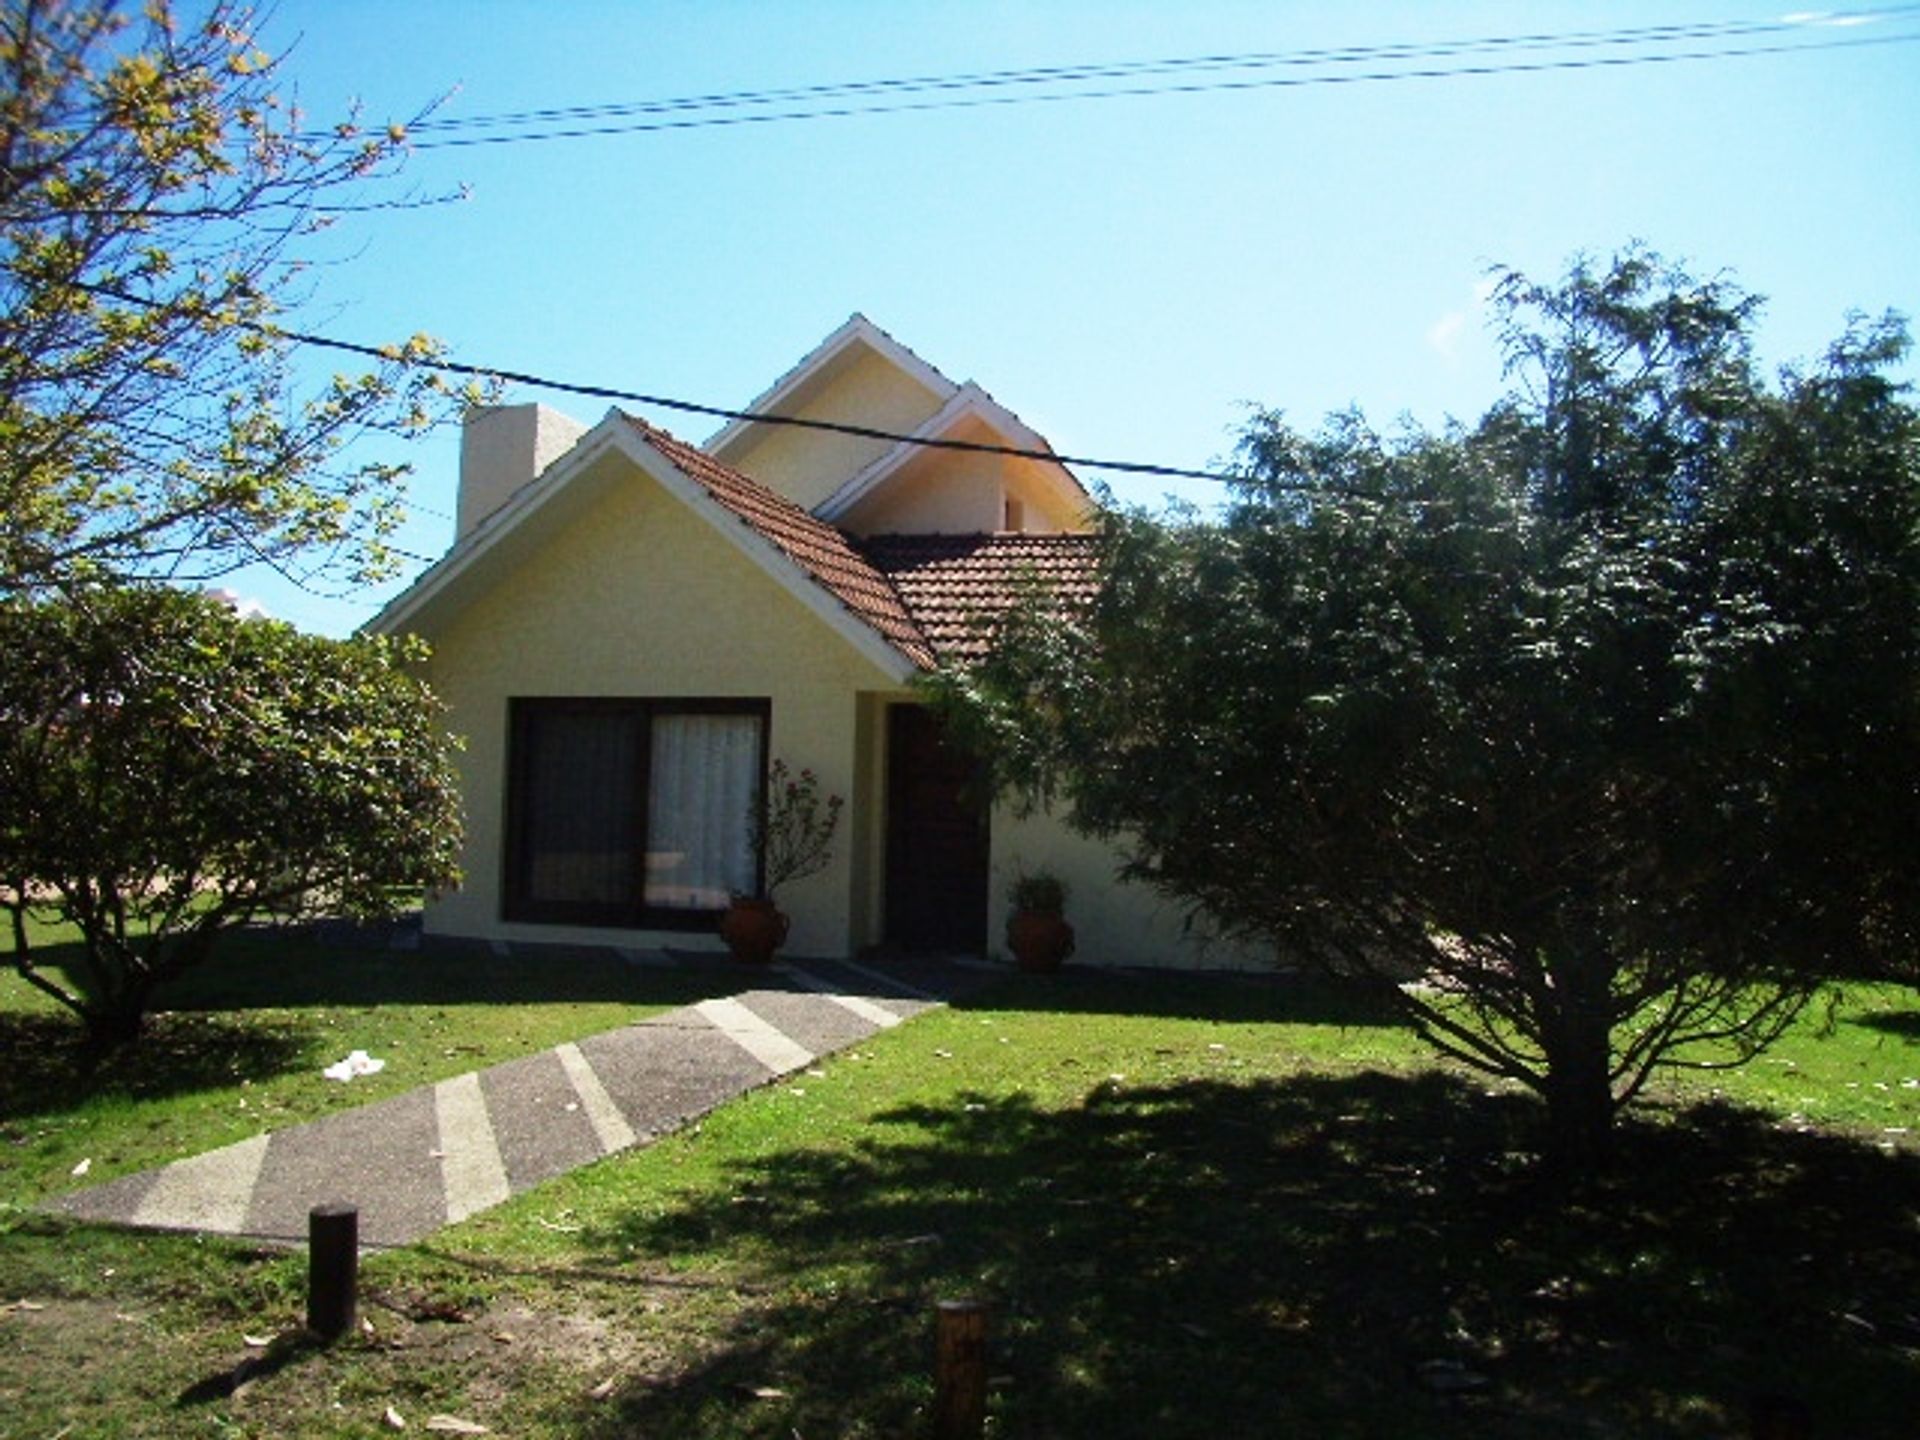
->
xmin=456 ymin=403 xmax=588 ymax=540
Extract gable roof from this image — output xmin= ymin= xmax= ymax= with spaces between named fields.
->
xmin=812 ymin=380 xmax=1088 ymax=525
xmin=703 ymin=313 xmax=1091 ymax=528
xmin=705 ymin=313 xmax=958 ymax=459
xmin=367 ymin=410 xmax=930 ymax=679
xmin=622 ymin=416 xmax=936 ymax=669
xmin=860 ymin=532 xmax=1104 ymax=665
xmin=371 ymin=324 xmax=1105 ymax=677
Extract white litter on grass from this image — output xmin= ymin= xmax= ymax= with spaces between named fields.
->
xmin=323 ymin=1050 xmax=386 ymax=1082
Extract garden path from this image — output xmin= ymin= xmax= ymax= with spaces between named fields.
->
xmin=53 ymin=952 xmax=986 ymax=1246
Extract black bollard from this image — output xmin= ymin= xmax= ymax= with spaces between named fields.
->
xmin=306 ymin=1203 xmax=359 ymax=1341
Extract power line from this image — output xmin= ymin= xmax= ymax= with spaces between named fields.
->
xmin=400 ymin=14 xmax=1812 ymax=134
xmin=269 ymin=320 xmax=1244 ymax=487
xmin=70 ymin=279 xmax=1243 ymax=485
xmin=390 ymin=13 xmax=1920 ymax=150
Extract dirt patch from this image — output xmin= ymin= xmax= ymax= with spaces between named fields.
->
xmin=1 ymin=1284 xmax=689 ymax=1436
xmin=0 ymin=1296 xmax=167 ymax=1421
xmin=1 ymin=1295 xmax=151 ymax=1349
xmin=340 ymin=1291 xmax=685 ymax=1418
xmin=383 ymin=1299 xmax=642 ymax=1375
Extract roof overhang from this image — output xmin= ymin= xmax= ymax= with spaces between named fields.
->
xmin=366 ymin=412 xmax=920 ymax=685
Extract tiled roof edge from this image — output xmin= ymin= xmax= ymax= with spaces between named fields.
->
xmin=622 ymin=414 xmax=936 ymax=671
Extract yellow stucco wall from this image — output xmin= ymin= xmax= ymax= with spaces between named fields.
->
xmin=414 ymin=451 xmax=901 ymax=956
xmin=839 ymin=418 xmax=1090 ymax=536
xmin=858 ymin=692 xmax=1273 ymax=972
xmin=987 ymin=803 xmax=1274 ymax=971
xmin=719 ymin=346 xmax=948 ymax=512
xmin=843 ymin=442 xmax=1006 ymax=534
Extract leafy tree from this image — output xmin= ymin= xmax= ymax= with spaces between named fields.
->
xmin=0 ymin=585 xmax=464 ymax=1044
xmin=0 ymin=0 xmax=475 ymax=596
xmin=929 ymin=249 xmax=1920 ymax=1174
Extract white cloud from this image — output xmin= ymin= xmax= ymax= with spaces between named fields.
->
xmin=1782 ymin=10 xmax=1876 ymax=25
xmin=203 ymin=586 xmax=272 ymax=620
xmin=1426 ymin=277 xmax=1498 ymax=365
xmin=1426 ymin=310 xmax=1468 ymax=362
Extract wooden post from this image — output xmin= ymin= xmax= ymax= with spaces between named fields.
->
xmin=933 ymin=1298 xmax=991 ymax=1440
xmin=307 ymin=1203 xmax=359 ymax=1341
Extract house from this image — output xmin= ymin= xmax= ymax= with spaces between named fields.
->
xmin=368 ymin=316 xmax=1259 ymax=968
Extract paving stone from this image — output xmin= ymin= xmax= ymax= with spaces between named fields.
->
xmin=695 ymin=995 xmax=815 ymax=1073
xmin=55 ymin=1166 xmax=161 ymax=1227
xmin=133 ymin=1134 xmax=270 ymax=1232
xmin=738 ymin=987 xmax=879 ymax=1057
xmin=576 ymin=1015 xmax=771 ymax=1141
xmin=243 ymin=1086 xmax=443 ymax=1246
xmin=478 ymin=1048 xmax=607 ymax=1192
xmin=801 ymin=955 xmax=963 ymax=1011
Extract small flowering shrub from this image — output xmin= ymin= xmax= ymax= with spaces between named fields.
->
xmin=749 ymin=759 xmax=845 ymax=897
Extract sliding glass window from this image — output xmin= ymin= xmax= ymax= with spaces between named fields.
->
xmin=504 ymin=698 xmax=768 ymax=927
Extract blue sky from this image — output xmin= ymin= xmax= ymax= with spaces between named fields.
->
xmin=242 ymin=1 xmax=1920 ymax=634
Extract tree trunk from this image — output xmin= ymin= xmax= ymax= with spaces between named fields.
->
xmin=82 ymin=1002 xmax=148 ymax=1048
xmin=1543 ymin=1051 xmax=1615 ymax=1181
xmin=80 ymin=971 xmax=154 ymax=1049
xmin=1541 ymin=947 xmax=1618 ymax=1183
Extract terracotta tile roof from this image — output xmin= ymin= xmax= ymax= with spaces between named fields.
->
xmin=623 ymin=415 xmax=937 ymax=670
xmin=859 ymin=532 xmax=1104 ymax=665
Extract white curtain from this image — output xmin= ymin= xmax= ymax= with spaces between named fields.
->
xmin=644 ymin=713 xmax=760 ymax=909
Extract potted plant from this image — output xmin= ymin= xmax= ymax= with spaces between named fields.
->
xmin=720 ymin=759 xmax=844 ymax=964
xmin=1006 ymin=869 xmax=1074 ymax=972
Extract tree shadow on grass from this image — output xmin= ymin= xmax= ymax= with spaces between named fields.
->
xmin=562 ymin=1073 xmax=1920 ymax=1439
xmin=953 ymin=967 xmax=1410 ymax=1027
xmin=1850 ymin=1009 xmax=1920 ymax=1041
xmin=153 ymin=930 xmax=749 ymax=1012
xmin=0 ymin=1008 xmax=313 ymax=1125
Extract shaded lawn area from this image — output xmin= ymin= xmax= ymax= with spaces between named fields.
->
xmin=566 ymin=1080 xmax=1917 ymax=1440
xmin=0 ymin=968 xmax=1915 ymax=1438
xmin=0 ymin=924 xmax=751 ymax=1207
xmin=502 ymin=975 xmax=1920 ymax=1439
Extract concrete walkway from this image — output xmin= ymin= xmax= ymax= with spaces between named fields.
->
xmin=53 ymin=953 xmax=986 ymax=1247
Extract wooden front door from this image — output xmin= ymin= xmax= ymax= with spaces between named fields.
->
xmin=884 ymin=704 xmax=990 ymax=953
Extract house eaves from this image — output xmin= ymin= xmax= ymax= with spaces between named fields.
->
xmin=367 ymin=411 xmax=931 ymax=682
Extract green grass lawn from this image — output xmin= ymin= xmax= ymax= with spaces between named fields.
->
xmin=1 ymin=954 xmax=1916 ymax=1438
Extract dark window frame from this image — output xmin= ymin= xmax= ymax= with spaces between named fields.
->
xmin=502 ymin=696 xmax=770 ymax=929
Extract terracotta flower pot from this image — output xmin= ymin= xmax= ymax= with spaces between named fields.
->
xmin=1007 ymin=909 xmax=1075 ymax=973
xmin=720 ymin=896 xmax=790 ymax=965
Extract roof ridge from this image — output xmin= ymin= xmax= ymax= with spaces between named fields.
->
xmin=859 ymin=531 xmax=1105 ymax=551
